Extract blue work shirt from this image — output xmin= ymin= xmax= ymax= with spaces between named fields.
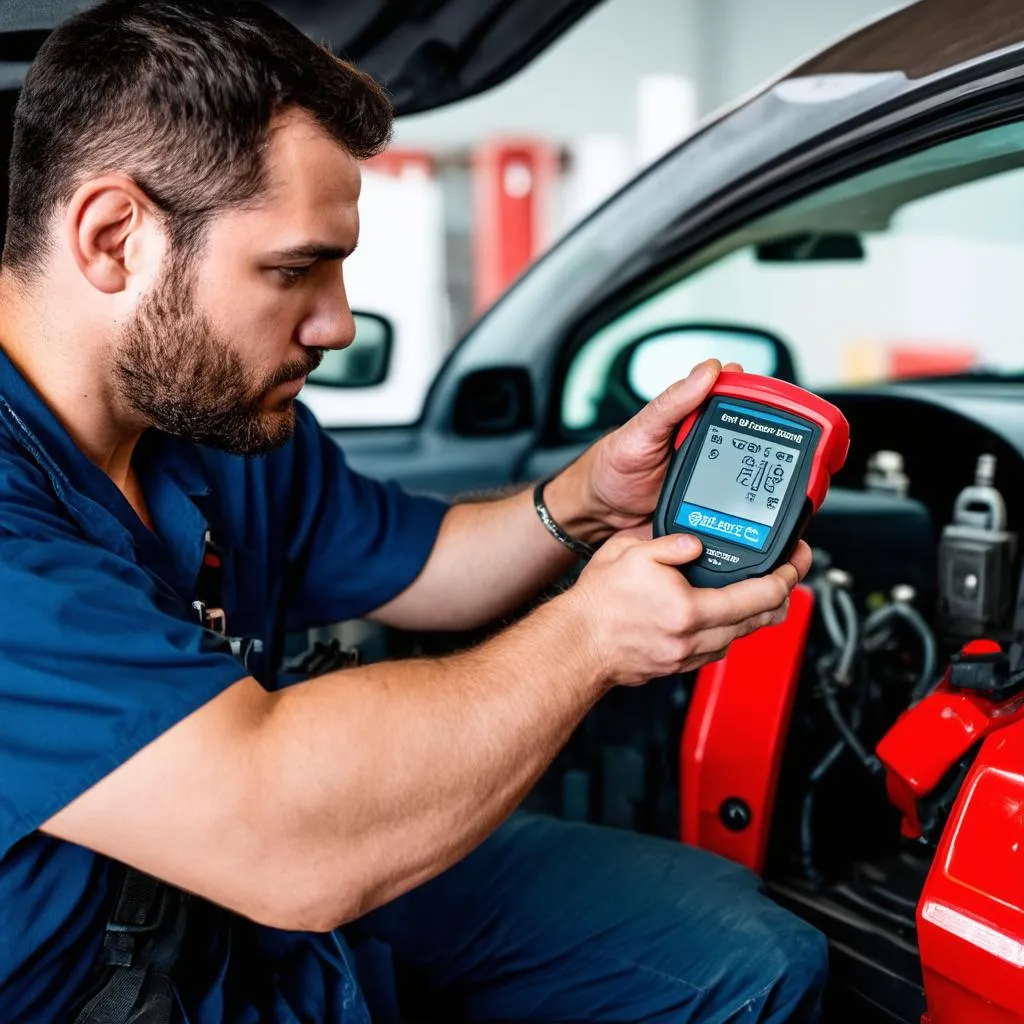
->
xmin=0 ymin=344 xmax=448 ymax=1021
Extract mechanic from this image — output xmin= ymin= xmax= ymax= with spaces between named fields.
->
xmin=0 ymin=2 xmax=827 ymax=1022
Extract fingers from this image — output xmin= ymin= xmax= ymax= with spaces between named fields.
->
xmin=789 ymin=540 xmax=813 ymax=581
xmin=722 ymin=362 xmax=744 ymax=374
xmin=640 ymin=532 xmax=703 ymax=567
xmin=681 ymin=648 xmax=730 ymax=673
xmin=614 ymin=522 xmax=654 ymax=542
xmin=684 ymin=569 xmax=790 ymax=629
xmin=631 ymin=360 xmax=722 ymax=443
xmin=685 ymin=606 xmax=779 ymax=658
xmin=594 ymin=531 xmax=645 ymax=560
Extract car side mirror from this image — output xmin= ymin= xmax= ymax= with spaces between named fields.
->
xmin=621 ymin=324 xmax=797 ymax=402
xmin=307 ymin=311 xmax=393 ymax=389
xmin=591 ymin=324 xmax=797 ymax=431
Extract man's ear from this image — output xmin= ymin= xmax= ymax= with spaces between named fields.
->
xmin=64 ymin=175 xmax=164 ymax=295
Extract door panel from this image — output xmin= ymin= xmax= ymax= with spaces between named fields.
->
xmin=521 ymin=443 xmax=589 ymax=484
xmin=331 ymin=427 xmax=537 ymax=498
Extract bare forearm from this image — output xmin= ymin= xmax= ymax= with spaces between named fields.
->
xmin=372 ymin=461 xmax=609 ymax=631
xmin=259 ymin=591 xmax=604 ymax=928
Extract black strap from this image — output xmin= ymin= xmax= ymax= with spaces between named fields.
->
xmin=532 ymin=477 xmax=596 ymax=560
xmin=74 ymin=529 xmax=228 ymax=1024
xmin=72 ymin=866 xmax=187 ymax=1024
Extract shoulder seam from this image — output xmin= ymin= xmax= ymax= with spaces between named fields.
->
xmin=0 ymin=394 xmax=72 ymax=506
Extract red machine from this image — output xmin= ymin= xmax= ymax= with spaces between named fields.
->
xmin=879 ymin=641 xmax=1024 ymax=1023
xmin=681 ymin=574 xmax=1024 ymax=1021
xmin=667 ymin=381 xmax=1024 ymax=1021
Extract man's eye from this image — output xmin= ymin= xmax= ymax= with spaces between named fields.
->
xmin=278 ymin=265 xmax=313 ymax=284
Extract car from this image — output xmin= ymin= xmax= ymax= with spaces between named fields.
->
xmin=9 ymin=1 xmax=1024 ymax=1022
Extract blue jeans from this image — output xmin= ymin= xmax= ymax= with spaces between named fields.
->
xmin=348 ymin=813 xmax=828 ymax=1023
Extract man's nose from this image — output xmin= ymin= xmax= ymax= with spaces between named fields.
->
xmin=299 ymin=271 xmax=356 ymax=351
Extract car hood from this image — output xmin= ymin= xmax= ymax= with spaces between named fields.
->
xmin=0 ymin=0 xmax=605 ymax=114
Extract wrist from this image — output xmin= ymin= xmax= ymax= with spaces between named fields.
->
xmin=541 ymin=456 xmax=615 ymax=548
xmin=545 ymin=588 xmax=614 ymax=698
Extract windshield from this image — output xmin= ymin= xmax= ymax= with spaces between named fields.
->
xmin=657 ymin=118 xmax=1024 ymax=386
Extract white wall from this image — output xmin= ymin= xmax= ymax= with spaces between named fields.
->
xmin=393 ymin=0 xmax=899 ymax=245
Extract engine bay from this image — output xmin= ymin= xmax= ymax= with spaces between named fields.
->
xmin=524 ymin=381 xmax=1024 ymax=1024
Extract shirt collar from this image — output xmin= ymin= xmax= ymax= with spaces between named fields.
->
xmin=0 ymin=342 xmax=212 ymax=556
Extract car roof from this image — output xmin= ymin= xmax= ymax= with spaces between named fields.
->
xmin=792 ymin=0 xmax=1024 ymax=81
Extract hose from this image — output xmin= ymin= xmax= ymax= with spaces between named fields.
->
xmin=798 ymin=575 xmax=882 ymax=883
xmin=800 ymin=739 xmax=845 ymax=885
xmin=810 ymin=578 xmax=877 ymax=771
xmin=815 ymin=576 xmax=859 ymax=680
xmin=863 ymin=601 xmax=938 ymax=703
xmin=818 ymin=577 xmax=849 ymax=651
xmin=799 ymin=570 xmax=935 ymax=883
xmin=822 ymin=683 xmax=883 ymax=775
xmin=801 ymin=654 xmax=872 ymax=884
xmin=832 ymin=585 xmax=860 ymax=685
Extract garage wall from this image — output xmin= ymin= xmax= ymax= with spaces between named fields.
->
xmin=362 ymin=0 xmax=962 ymax=411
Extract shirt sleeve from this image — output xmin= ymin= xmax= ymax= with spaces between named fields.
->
xmin=280 ymin=404 xmax=449 ymax=631
xmin=0 ymin=490 xmax=250 ymax=860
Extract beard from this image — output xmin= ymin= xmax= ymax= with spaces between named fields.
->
xmin=113 ymin=258 xmax=323 ymax=456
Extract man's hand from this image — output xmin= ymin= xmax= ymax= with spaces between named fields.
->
xmin=565 ymin=530 xmax=812 ymax=686
xmin=552 ymin=359 xmax=741 ymax=538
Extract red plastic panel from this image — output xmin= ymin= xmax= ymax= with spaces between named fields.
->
xmin=680 ymin=584 xmax=814 ymax=874
xmin=877 ymin=639 xmax=1024 ymax=840
xmin=878 ymin=691 xmax=1004 ymax=839
xmin=919 ymin=719 xmax=1024 ymax=1023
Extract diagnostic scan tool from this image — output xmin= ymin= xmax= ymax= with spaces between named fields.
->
xmin=654 ymin=372 xmax=850 ymax=588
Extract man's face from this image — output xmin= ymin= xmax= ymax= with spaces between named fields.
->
xmin=114 ymin=111 xmax=360 ymax=455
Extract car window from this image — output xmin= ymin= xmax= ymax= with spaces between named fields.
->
xmin=561 ymin=119 xmax=1024 ymax=433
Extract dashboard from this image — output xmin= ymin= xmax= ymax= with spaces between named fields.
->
xmin=802 ymin=381 xmax=1024 ymax=605
xmin=825 ymin=381 xmax=1024 ymax=531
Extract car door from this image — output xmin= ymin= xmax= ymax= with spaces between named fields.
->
xmin=327 ymin=10 xmax=1024 ymax=700
xmin=336 ymin=4 xmax=1024 ymax=501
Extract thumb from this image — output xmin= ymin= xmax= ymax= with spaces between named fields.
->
xmin=639 ymin=532 xmax=703 ymax=567
xmin=630 ymin=360 xmax=721 ymax=446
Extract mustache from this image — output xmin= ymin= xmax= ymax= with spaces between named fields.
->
xmin=264 ymin=349 xmax=325 ymax=392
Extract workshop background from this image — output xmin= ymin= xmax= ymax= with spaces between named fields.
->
xmin=316 ymin=0 xmax=985 ymax=429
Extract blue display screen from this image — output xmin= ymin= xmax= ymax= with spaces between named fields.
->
xmin=675 ymin=409 xmax=806 ymax=552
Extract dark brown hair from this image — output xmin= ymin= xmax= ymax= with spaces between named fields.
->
xmin=3 ymin=0 xmax=393 ymax=277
